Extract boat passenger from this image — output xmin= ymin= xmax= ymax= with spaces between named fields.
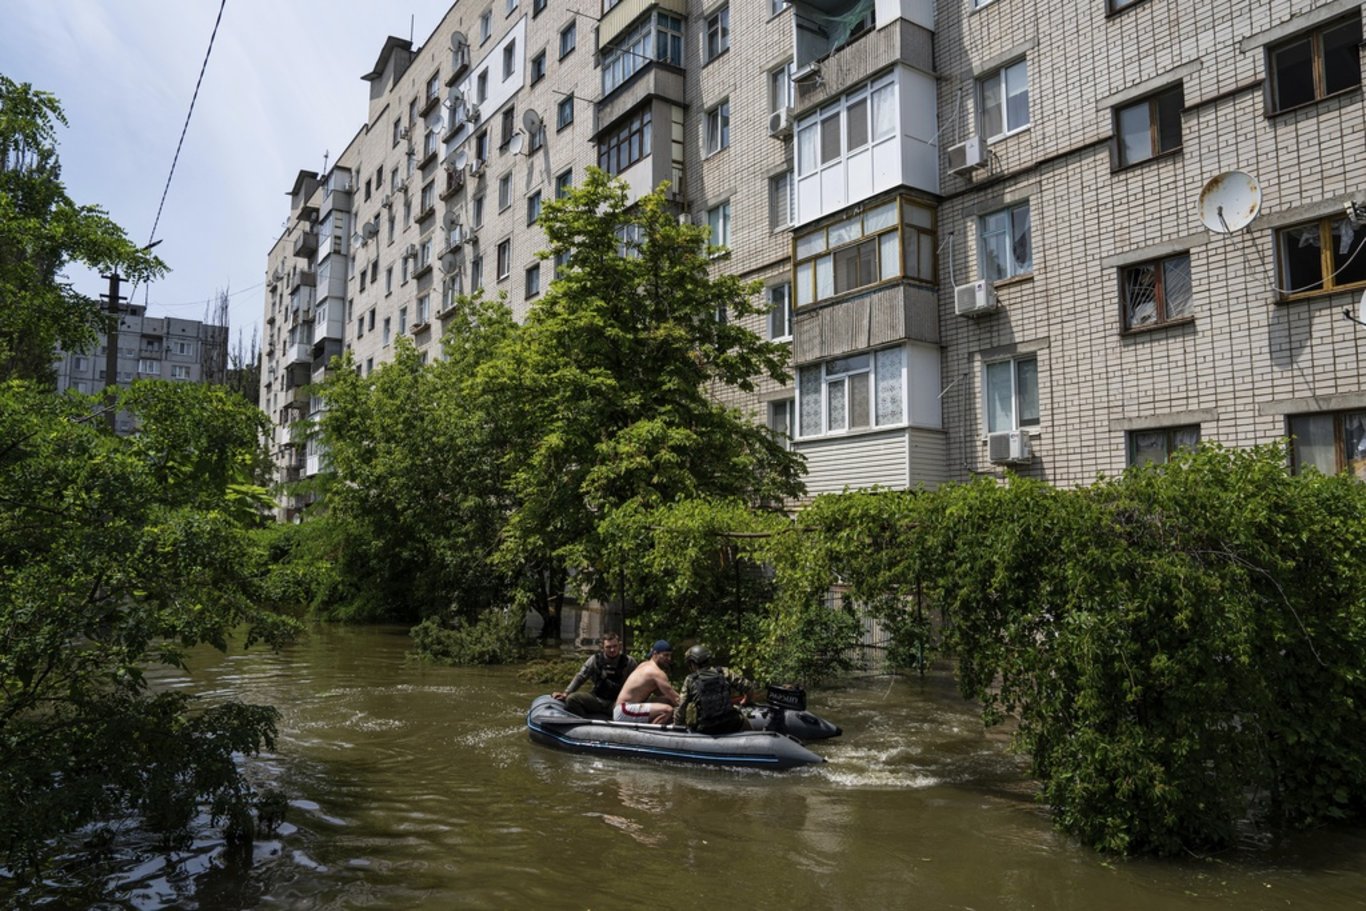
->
xmin=674 ymin=645 xmax=756 ymax=735
xmin=553 ymin=631 xmax=637 ymax=718
xmin=613 ymin=640 xmax=679 ymax=725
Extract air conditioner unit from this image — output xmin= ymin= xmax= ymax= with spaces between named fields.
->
xmin=405 ymin=243 xmax=418 ymax=258
xmin=988 ymin=430 xmax=1033 ymax=465
xmin=954 ymin=280 xmax=998 ymax=317
xmin=768 ymin=107 xmax=794 ymax=138
xmin=381 ymin=193 xmax=393 ymax=208
xmin=399 ymin=126 xmax=411 ymax=140
xmin=947 ymin=135 xmax=987 ymax=176
xmin=466 ymin=105 xmax=481 ymax=124
xmin=468 ymin=158 xmax=485 ymax=177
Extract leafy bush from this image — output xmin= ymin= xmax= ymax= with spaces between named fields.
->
xmin=410 ymin=608 xmax=527 ymax=665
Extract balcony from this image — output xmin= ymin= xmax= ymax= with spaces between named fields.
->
xmin=440 ymin=166 xmax=465 ymax=199
xmin=293 ymin=228 xmax=318 ymax=259
xmin=596 ymin=68 xmax=682 ymax=137
xmin=286 ymin=343 xmax=312 ymax=366
xmin=289 ymin=269 xmax=316 ymax=292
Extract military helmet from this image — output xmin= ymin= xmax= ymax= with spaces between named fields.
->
xmin=685 ymin=644 xmax=713 ymax=668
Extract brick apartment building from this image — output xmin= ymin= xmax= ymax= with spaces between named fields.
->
xmin=261 ymin=0 xmax=1366 ymax=520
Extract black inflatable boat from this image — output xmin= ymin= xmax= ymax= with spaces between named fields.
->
xmin=525 ymin=686 xmax=841 ymax=770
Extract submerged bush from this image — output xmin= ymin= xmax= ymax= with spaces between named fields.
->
xmin=410 ymin=609 xmax=527 ymax=666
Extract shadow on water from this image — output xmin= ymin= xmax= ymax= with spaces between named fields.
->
xmin=10 ymin=624 xmax=1366 ymax=910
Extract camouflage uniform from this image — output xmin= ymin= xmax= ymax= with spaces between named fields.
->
xmin=563 ymin=651 xmax=638 ymax=717
xmin=673 ymin=666 xmax=754 ymax=734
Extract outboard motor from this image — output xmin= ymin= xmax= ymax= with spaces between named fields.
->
xmin=750 ymin=685 xmax=843 ymax=742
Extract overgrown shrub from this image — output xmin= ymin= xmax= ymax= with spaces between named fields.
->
xmin=410 ymin=608 xmax=527 ymax=666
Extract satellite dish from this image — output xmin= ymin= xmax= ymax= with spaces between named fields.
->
xmin=1199 ymin=170 xmax=1262 ymax=234
xmin=444 ymin=211 xmax=462 ymax=230
xmin=450 ymin=88 xmax=465 ymax=105
xmin=453 ymin=149 xmax=468 ymax=171
xmin=523 ymin=109 xmax=543 ymax=135
xmin=450 ymin=31 xmax=467 ymax=53
xmin=508 ymin=132 xmax=525 ymax=156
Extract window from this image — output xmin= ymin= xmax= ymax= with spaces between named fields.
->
xmin=472 ymin=255 xmax=484 ymax=291
xmin=475 ymin=130 xmax=490 ymax=162
xmin=366 ymin=357 xmax=374 ymax=376
xmin=383 ymin=317 xmax=392 ymax=344
xmin=387 ymin=212 xmax=396 ymax=243
xmin=479 ymin=10 xmax=492 ymax=43
xmin=795 ymin=75 xmax=896 ymax=179
xmin=409 ymin=98 xmax=418 ymax=124
xmin=557 ymin=96 xmax=574 ymax=130
xmin=531 ymin=50 xmax=546 ymax=83
xmin=770 ymin=62 xmax=794 ymax=113
xmin=498 ymin=173 xmax=512 ymax=210
xmin=705 ymin=100 xmax=731 ymax=155
xmin=424 ymin=127 xmax=438 ymax=158
xmin=72 ymin=356 xmax=86 ymax=371
xmin=528 ymin=124 xmax=544 ymax=152
xmin=1122 ymin=253 xmax=1192 ymax=329
xmin=399 ymin=307 xmax=408 ymax=335
xmin=503 ymin=40 xmax=516 ymax=80
xmin=1277 ymin=216 xmax=1366 ymax=296
xmin=419 ymin=239 xmax=432 ymax=271
xmin=533 ymin=0 xmax=546 ymax=14
xmin=560 ymin=22 xmax=576 ymax=59
xmin=1290 ymin=410 xmax=1366 ymax=478
xmin=767 ymin=399 xmax=794 ymax=450
xmin=555 ymin=169 xmax=573 ymax=198
xmin=769 ymin=171 xmax=792 ymax=231
xmin=171 ymin=364 xmax=191 ymax=380
xmin=1129 ymin=426 xmax=1199 ymax=467
xmin=368 ymin=309 xmax=376 ymax=331
xmin=370 ymin=262 xmax=379 ymax=283
xmin=137 ymin=359 xmax=160 ymax=376
xmin=1268 ymin=16 xmax=1362 ymax=113
xmin=417 ymin=293 xmax=431 ymax=325
xmin=427 ymin=73 xmax=441 ymax=103
xmin=794 ymin=198 xmax=934 ymax=306
xmin=1108 ymin=0 xmax=1145 ymax=10
xmin=979 ymin=59 xmax=1030 ymax=139
xmin=506 ymin=0 xmax=517 ymax=13
xmin=554 ymin=249 xmax=570 ymax=278
xmin=768 ymin=283 xmax=792 ymax=340
xmin=798 ymin=346 xmax=905 ymax=437
xmin=497 ymin=239 xmax=511 ymax=279
xmin=597 ymin=107 xmax=652 ymax=175
xmin=392 ymin=119 xmax=402 ymax=147
xmin=984 ymin=355 xmax=1039 ymax=434
xmin=174 ymin=340 xmax=193 ymax=356
xmin=979 ymin=202 xmax=1032 ymax=282
xmin=385 ymin=266 xmax=394 ymax=293
xmin=705 ymin=7 xmax=730 ymax=62
xmin=707 ymin=201 xmax=731 ymax=250
xmin=401 ymin=255 xmax=410 ymax=283
xmin=601 ymin=12 xmax=684 ymax=95
xmin=420 ymin=181 xmax=436 ymax=214
xmin=771 ymin=0 xmax=791 ymax=13
xmin=477 ymin=70 xmax=489 ymax=103
xmin=473 ymin=194 xmax=486 ymax=228
xmin=526 ymin=263 xmax=542 ymax=298
xmin=1116 ymin=85 xmax=1183 ymax=167
xmin=501 ymin=107 xmax=516 ymax=148
xmin=527 ymin=190 xmax=542 ymax=224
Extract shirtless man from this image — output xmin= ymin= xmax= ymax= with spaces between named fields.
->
xmin=613 ymin=640 xmax=679 ymax=725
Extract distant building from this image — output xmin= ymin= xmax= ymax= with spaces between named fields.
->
xmin=262 ymin=0 xmax=1366 ymax=522
xmin=54 ymin=304 xmax=229 ymax=435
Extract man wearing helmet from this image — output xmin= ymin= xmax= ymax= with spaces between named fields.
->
xmin=673 ymin=645 xmax=757 ymax=735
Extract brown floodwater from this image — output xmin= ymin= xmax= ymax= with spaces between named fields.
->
xmin=43 ymin=624 xmax=1366 ymax=910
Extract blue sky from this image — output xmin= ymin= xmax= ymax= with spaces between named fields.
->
xmin=2 ymin=1 xmax=454 ymax=351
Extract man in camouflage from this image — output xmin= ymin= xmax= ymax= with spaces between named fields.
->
xmin=673 ymin=645 xmax=757 ymax=735
xmin=553 ymin=631 xmax=637 ymax=718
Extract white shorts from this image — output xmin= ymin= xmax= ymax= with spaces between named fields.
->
xmin=614 ymin=702 xmax=660 ymax=724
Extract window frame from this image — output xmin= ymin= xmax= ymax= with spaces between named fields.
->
xmin=704 ymin=99 xmax=731 ymax=156
xmin=527 ymin=189 xmax=542 ymax=225
xmin=768 ymin=283 xmax=792 ymax=340
xmin=1276 ymin=215 xmax=1366 ymax=298
xmin=1267 ymin=15 xmax=1363 ymax=114
xmin=555 ymin=169 xmax=573 ymax=199
xmin=796 ymin=344 xmax=908 ymax=439
xmin=560 ymin=21 xmax=577 ymax=59
xmin=496 ymin=238 xmax=512 ymax=280
xmin=531 ymin=50 xmax=547 ymax=83
xmin=1114 ymin=84 xmax=1184 ymax=168
xmin=793 ymin=195 xmax=937 ymax=308
xmin=597 ymin=106 xmax=652 ymax=176
xmin=526 ymin=262 xmax=542 ymax=298
xmin=557 ymin=96 xmax=574 ymax=130
xmin=978 ymin=58 xmax=1030 ymax=140
xmin=706 ymin=201 xmax=732 ymax=251
xmin=1128 ymin=425 xmax=1200 ymax=467
xmin=704 ymin=6 xmax=730 ymax=63
xmin=982 ymin=354 xmax=1040 ymax=435
xmin=978 ymin=202 xmax=1032 ymax=283
xmin=1289 ymin=409 xmax=1366 ymax=478
xmin=1121 ymin=252 xmax=1194 ymax=331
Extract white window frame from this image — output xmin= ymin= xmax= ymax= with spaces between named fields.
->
xmin=768 ymin=283 xmax=792 ymax=340
xmin=979 ymin=59 xmax=1030 ymax=140
xmin=560 ymin=22 xmax=577 ymax=58
xmin=496 ymin=238 xmax=511 ymax=280
xmin=983 ymin=355 xmax=1040 ymax=434
xmin=526 ymin=262 xmax=541 ymax=298
xmin=704 ymin=99 xmax=730 ymax=155
xmin=978 ymin=202 xmax=1032 ymax=283
xmin=795 ymin=74 xmax=896 ymax=180
xmin=797 ymin=345 xmax=907 ymax=439
xmin=706 ymin=201 xmax=731 ymax=251
xmin=705 ymin=6 xmax=730 ymax=62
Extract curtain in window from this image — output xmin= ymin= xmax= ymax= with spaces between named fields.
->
xmin=985 ymin=361 xmax=1013 ymax=433
xmin=799 ymin=366 xmax=822 ymax=436
xmin=1290 ymin=414 xmax=1336 ymax=474
xmin=1345 ymin=412 xmax=1366 ymax=479
xmin=871 ymin=82 xmax=895 ymax=140
xmin=1016 ymin=357 xmax=1039 ymax=426
xmin=875 ymin=347 xmax=903 ymax=425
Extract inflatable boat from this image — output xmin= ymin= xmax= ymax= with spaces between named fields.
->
xmin=525 ymin=687 xmax=841 ymax=770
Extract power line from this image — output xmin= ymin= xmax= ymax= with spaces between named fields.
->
xmin=127 ymin=0 xmax=228 ymax=302
xmin=149 ymin=280 xmax=266 ymax=310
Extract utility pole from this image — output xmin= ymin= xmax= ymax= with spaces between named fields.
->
xmin=101 ymin=270 xmax=127 ymax=431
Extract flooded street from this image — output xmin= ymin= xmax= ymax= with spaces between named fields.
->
xmin=72 ymin=625 xmax=1366 ymax=909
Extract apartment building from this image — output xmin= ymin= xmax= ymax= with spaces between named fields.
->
xmin=261 ymin=0 xmax=1366 ymax=519
xmin=55 ymin=305 xmax=228 ymax=435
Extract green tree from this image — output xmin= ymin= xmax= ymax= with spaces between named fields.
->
xmin=0 ymin=77 xmax=295 ymax=882
xmin=0 ymin=75 xmax=165 ymax=384
xmin=481 ymin=170 xmax=806 ymax=633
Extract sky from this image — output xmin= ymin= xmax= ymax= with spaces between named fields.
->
xmin=2 ymin=0 xmax=456 ymax=351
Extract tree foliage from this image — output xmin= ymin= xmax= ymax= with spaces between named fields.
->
xmin=0 ymin=75 xmax=165 ymax=384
